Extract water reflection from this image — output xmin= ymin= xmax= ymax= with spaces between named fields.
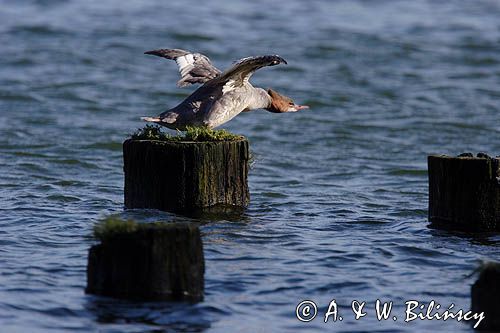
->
xmin=85 ymin=295 xmax=213 ymax=333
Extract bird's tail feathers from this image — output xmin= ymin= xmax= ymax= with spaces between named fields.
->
xmin=141 ymin=117 xmax=161 ymax=122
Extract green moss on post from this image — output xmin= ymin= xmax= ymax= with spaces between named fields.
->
xmin=131 ymin=125 xmax=243 ymax=142
xmin=86 ymin=219 xmax=204 ymax=301
xmin=428 ymin=153 xmax=500 ymax=231
xmin=124 ymin=128 xmax=250 ymax=214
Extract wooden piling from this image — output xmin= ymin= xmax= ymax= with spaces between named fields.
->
xmin=123 ymin=138 xmax=250 ymax=214
xmin=428 ymin=153 xmax=500 ymax=232
xmin=471 ymin=262 xmax=500 ymax=330
xmin=86 ymin=222 xmax=204 ymax=301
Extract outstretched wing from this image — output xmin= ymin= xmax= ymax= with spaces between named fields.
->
xmin=211 ymin=55 xmax=287 ymax=93
xmin=144 ymin=48 xmax=222 ymax=87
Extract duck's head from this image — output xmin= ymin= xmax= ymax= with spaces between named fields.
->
xmin=266 ymin=89 xmax=309 ymax=113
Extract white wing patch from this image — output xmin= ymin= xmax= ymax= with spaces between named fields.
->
xmin=175 ymin=54 xmax=195 ymax=76
xmin=145 ymin=48 xmax=222 ymax=87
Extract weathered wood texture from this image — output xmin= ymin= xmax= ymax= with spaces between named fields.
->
xmin=428 ymin=154 xmax=500 ymax=231
xmin=86 ymin=223 xmax=204 ymax=301
xmin=471 ymin=263 xmax=500 ymax=330
xmin=123 ymin=139 xmax=250 ymax=213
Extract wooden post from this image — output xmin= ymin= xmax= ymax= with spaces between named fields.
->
xmin=471 ymin=262 xmax=500 ymax=330
xmin=86 ymin=222 xmax=204 ymax=302
xmin=428 ymin=153 xmax=500 ymax=231
xmin=123 ymin=138 xmax=250 ymax=214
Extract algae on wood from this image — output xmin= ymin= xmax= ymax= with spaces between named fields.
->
xmin=86 ymin=219 xmax=204 ymax=301
xmin=124 ymin=127 xmax=250 ymax=213
xmin=428 ymin=154 xmax=500 ymax=231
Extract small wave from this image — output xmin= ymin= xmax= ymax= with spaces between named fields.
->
xmin=84 ymin=142 xmax=122 ymax=151
xmin=49 ymin=159 xmax=99 ymax=169
xmin=45 ymin=194 xmax=81 ymax=202
xmin=171 ymin=32 xmax=216 ymax=42
xmin=387 ymin=169 xmax=427 ymax=176
xmin=52 ymin=180 xmax=86 ymax=187
xmin=0 ymin=91 xmax=42 ymax=102
xmin=8 ymin=24 xmax=72 ymax=36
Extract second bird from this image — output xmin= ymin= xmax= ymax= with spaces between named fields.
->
xmin=142 ymin=48 xmax=309 ymax=130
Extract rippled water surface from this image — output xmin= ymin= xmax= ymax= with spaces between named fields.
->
xmin=1 ymin=0 xmax=500 ymax=332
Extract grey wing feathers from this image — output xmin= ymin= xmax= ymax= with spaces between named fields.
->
xmin=213 ymin=55 xmax=287 ymax=88
xmin=144 ymin=48 xmax=222 ymax=87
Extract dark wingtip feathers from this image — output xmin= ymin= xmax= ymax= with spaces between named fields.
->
xmin=273 ymin=55 xmax=287 ymax=65
xmin=144 ymin=48 xmax=190 ymax=59
xmin=260 ymin=55 xmax=287 ymax=66
xmin=144 ymin=50 xmax=161 ymax=56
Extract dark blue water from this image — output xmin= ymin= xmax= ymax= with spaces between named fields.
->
xmin=1 ymin=0 xmax=500 ymax=331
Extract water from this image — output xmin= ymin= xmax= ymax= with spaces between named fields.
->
xmin=1 ymin=0 xmax=500 ymax=331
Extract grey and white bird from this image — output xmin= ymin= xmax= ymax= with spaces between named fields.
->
xmin=141 ymin=48 xmax=309 ymax=130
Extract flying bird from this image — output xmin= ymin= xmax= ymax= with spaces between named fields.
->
xmin=141 ymin=48 xmax=309 ymax=130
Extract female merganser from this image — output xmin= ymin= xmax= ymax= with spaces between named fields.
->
xmin=141 ymin=48 xmax=309 ymax=130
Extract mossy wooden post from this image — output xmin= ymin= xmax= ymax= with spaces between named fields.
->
xmin=428 ymin=153 xmax=500 ymax=231
xmin=123 ymin=138 xmax=250 ymax=214
xmin=86 ymin=222 xmax=204 ymax=302
xmin=471 ymin=262 xmax=500 ymax=330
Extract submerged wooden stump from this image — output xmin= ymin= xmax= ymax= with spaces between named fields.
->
xmin=471 ymin=262 xmax=500 ymax=330
xmin=428 ymin=153 xmax=500 ymax=231
xmin=123 ymin=138 xmax=250 ymax=214
xmin=86 ymin=222 xmax=204 ymax=301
